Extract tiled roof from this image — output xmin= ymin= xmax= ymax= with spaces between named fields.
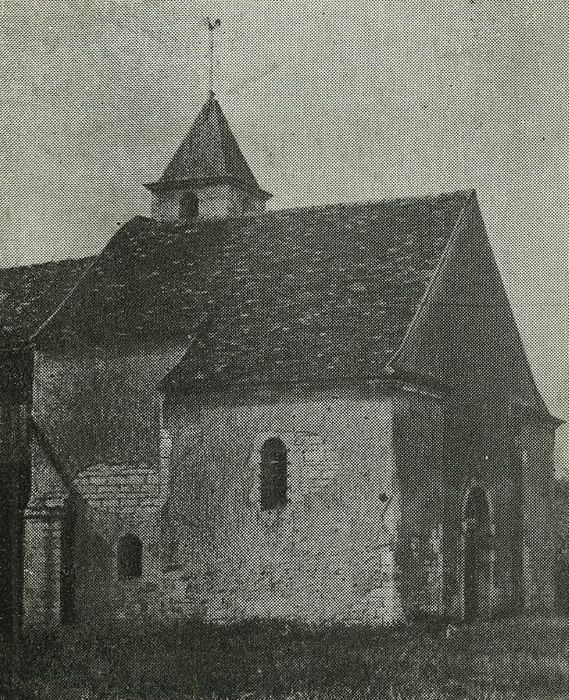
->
xmin=0 ymin=257 xmax=95 ymax=348
xmin=145 ymin=94 xmax=267 ymax=196
xmin=38 ymin=191 xmax=472 ymax=390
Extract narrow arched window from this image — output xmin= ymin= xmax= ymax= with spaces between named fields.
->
xmin=117 ymin=534 xmax=142 ymax=579
xmin=464 ymin=486 xmax=490 ymax=528
xmin=260 ymin=438 xmax=287 ymax=511
xmin=180 ymin=191 xmax=198 ymax=220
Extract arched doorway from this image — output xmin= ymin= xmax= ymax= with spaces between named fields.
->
xmin=462 ymin=486 xmax=493 ymax=621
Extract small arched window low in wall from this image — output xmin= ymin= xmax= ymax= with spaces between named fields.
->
xmin=179 ymin=191 xmax=198 ymax=220
xmin=260 ymin=438 xmax=288 ymax=511
xmin=117 ymin=534 xmax=143 ymax=580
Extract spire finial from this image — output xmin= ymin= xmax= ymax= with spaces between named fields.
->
xmin=205 ymin=17 xmax=221 ymax=96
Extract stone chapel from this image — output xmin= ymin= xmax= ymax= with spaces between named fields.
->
xmin=0 ymin=90 xmax=561 ymax=633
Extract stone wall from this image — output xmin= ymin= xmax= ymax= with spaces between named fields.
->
xmin=391 ymin=390 xmax=446 ymax=619
xmin=440 ymin=407 xmax=509 ymax=618
xmin=24 ymin=461 xmax=167 ymax=627
xmin=33 ymin=340 xmax=186 ymax=474
xmin=390 ymin=389 xmax=555 ymax=621
xmin=24 ymin=339 xmax=182 ymax=626
xmin=0 ymin=402 xmax=32 ymax=640
xmin=518 ymin=422 xmax=556 ymax=611
xmin=23 ymin=496 xmax=64 ymax=628
xmin=553 ymin=478 xmax=569 ymax=612
xmin=151 ymin=184 xmax=266 ymax=221
xmin=162 ymin=386 xmax=404 ymax=625
xmin=24 ymin=336 xmax=556 ymax=628
xmin=435 ymin=403 xmax=555 ymax=619
xmin=72 ymin=463 xmax=165 ymax=621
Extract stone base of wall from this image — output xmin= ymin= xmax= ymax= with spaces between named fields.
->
xmin=161 ymin=520 xmax=405 ymax=627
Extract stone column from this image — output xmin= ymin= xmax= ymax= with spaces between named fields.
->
xmin=23 ymin=503 xmax=64 ymax=628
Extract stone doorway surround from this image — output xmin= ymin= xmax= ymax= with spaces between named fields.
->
xmin=460 ymin=484 xmax=494 ymax=621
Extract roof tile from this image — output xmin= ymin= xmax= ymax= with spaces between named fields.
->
xmin=0 ymin=257 xmax=95 ymax=348
xmin=38 ymin=191 xmax=471 ymax=389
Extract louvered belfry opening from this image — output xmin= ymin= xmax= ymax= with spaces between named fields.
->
xmin=180 ymin=191 xmax=199 ymax=220
xmin=260 ymin=438 xmax=287 ymax=511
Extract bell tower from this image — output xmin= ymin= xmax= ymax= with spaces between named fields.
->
xmin=144 ymin=92 xmax=272 ymax=221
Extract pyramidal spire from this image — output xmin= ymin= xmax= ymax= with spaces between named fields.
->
xmin=159 ymin=93 xmax=260 ymax=188
xmin=144 ymin=93 xmax=272 ymax=222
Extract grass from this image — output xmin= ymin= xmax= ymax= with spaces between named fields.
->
xmin=5 ymin=616 xmax=569 ymax=699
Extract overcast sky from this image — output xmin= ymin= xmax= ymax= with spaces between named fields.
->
xmin=0 ymin=0 xmax=567 ymax=472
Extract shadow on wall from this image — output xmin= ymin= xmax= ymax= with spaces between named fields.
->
xmin=68 ymin=498 xmax=161 ymax=623
xmin=0 ymin=489 xmax=14 ymax=640
xmin=391 ymin=397 xmax=444 ymax=621
xmin=554 ymin=479 xmax=569 ymax=615
xmin=554 ymin=558 xmax=569 ymax=614
xmin=66 ymin=497 xmax=115 ymax=623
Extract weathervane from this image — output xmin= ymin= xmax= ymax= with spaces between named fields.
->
xmin=205 ymin=17 xmax=221 ymax=96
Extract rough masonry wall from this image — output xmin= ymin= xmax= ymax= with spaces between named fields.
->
xmin=390 ymin=390 xmax=555 ymax=621
xmin=71 ymin=463 xmax=166 ymax=621
xmin=437 ymin=404 xmax=555 ymax=619
xmin=24 ymin=340 xmax=184 ymax=626
xmin=0 ymin=402 xmax=32 ymax=639
xmin=391 ymin=391 xmax=445 ymax=619
xmin=32 ymin=340 xmax=186 ymax=474
xmin=439 ymin=406 xmax=515 ymax=618
xmin=24 ymin=495 xmax=65 ymax=628
xmin=518 ymin=422 xmax=556 ymax=611
xmin=24 ymin=459 xmax=169 ymax=628
xmin=162 ymin=387 xmax=403 ymax=625
xmin=553 ymin=478 xmax=569 ymax=612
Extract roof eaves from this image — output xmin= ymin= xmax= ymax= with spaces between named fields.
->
xmin=143 ymin=175 xmax=272 ymax=200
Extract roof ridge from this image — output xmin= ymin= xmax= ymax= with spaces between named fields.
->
xmin=144 ymin=189 xmax=475 ymax=229
xmin=210 ymin=97 xmax=230 ymax=177
xmin=264 ymin=189 xmax=474 ymax=216
xmin=386 ymin=189 xmax=475 ymax=370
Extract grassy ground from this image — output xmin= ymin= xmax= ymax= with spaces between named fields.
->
xmin=6 ymin=616 xmax=569 ymax=699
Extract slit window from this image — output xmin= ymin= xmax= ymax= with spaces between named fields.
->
xmin=117 ymin=534 xmax=142 ymax=579
xmin=260 ymin=438 xmax=287 ymax=511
